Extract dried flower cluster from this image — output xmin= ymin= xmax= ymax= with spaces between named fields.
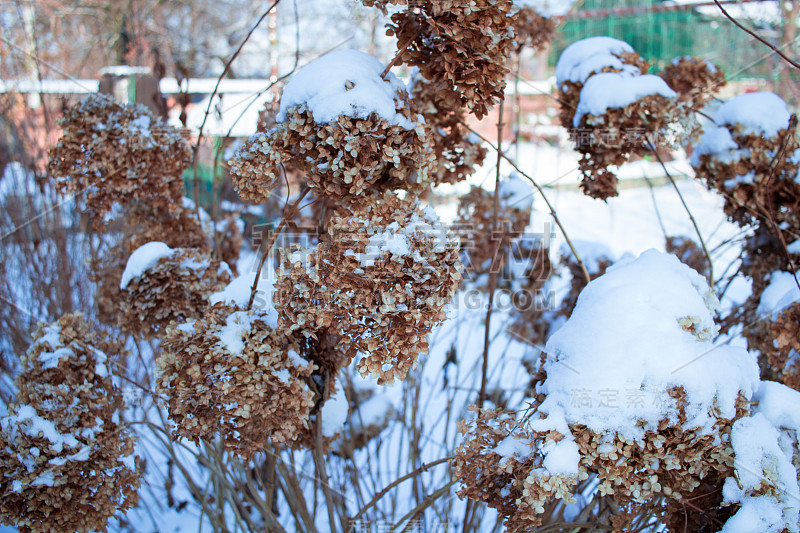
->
xmin=556 ymin=38 xmax=678 ymax=199
xmin=660 ymin=56 xmax=725 ymax=109
xmin=231 ymin=82 xmax=434 ymax=203
xmin=456 ymin=187 xmax=531 ymax=277
xmin=691 ymin=92 xmax=800 ymax=388
xmin=0 ymin=314 xmax=142 ymax=532
xmin=118 ymin=246 xmax=231 ymax=336
xmin=275 ymin=193 xmax=462 ymax=384
xmin=215 ymin=216 xmax=244 ymax=275
xmin=366 ymin=0 xmax=518 ymax=119
xmin=157 ymin=303 xmax=317 ymax=456
xmin=764 ymin=303 xmax=800 ymax=391
xmin=48 ymin=94 xmax=190 ymax=221
xmin=455 ymin=391 xmax=750 ymax=531
xmin=409 ymin=74 xmax=487 ymax=185
xmin=691 ymin=104 xmax=800 ymax=233
xmin=454 ymin=406 xmax=581 ymax=532
xmin=512 ymin=7 xmax=556 ymax=53
xmin=556 ymin=40 xmax=647 ymax=134
xmin=92 ymin=201 xmax=213 ymax=329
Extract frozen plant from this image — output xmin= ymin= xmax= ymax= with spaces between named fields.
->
xmin=0 ymin=314 xmax=142 ymax=533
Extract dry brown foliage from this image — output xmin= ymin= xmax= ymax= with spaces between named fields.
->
xmin=92 ymin=202 xmax=213 ymax=329
xmin=455 ymin=390 xmax=750 ymax=532
xmin=365 ymin=0 xmax=518 ymax=119
xmin=157 ymin=303 xmax=317 ymax=456
xmin=456 ymin=186 xmax=530 ymax=276
xmin=0 ymin=314 xmax=142 ymax=533
xmin=764 ymin=303 xmax=800 ymax=392
xmin=572 ymin=92 xmax=679 ymax=200
xmin=557 ymin=51 xmax=648 ymax=133
xmin=454 ymin=406 xmax=581 ymax=532
xmin=274 ymin=192 xmax=462 ymax=384
xmin=48 ymin=94 xmax=190 ymax=222
xmin=512 ymin=7 xmax=556 ymax=53
xmin=118 ymin=247 xmax=231 ymax=336
xmin=692 ymin=122 xmax=800 ymax=232
xmin=230 ymin=104 xmax=433 ymax=203
xmin=409 ymin=74 xmax=488 ymax=185
xmin=660 ymin=57 xmax=726 ymax=109
xmin=215 ymin=216 xmax=244 ymax=275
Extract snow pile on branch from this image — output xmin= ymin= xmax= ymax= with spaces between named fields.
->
xmin=120 ymin=241 xmax=175 ymax=289
xmin=714 ymin=91 xmax=791 ymax=139
xmin=555 ymin=36 xmax=640 ymax=87
xmin=554 ymin=37 xmax=678 ymax=200
xmin=230 ymin=50 xmax=433 ymax=202
xmin=542 ymin=249 xmax=758 ymax=437
xmin=573 ymin=72 xmax=676 ymax=127
xmin=277 ymin=49 xmax=414 ymax=128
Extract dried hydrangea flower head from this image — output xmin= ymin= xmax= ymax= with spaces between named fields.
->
xmin=512 ymin=5 xmax=556 ymax=53
xmin=556 ymin=37 xmax=679 ymax=199
xmin=457 ymin=174 xmax=533 ymax=279
xmin=157 ymin=303 xmax=317 ymax=456
xmin=690 ymin=92 xmax=800 ymax=232
xmin=458 ymin=251 xmax=762 ymax=528
xmin=408 ymin=72 xmax=487 ymax=185
xmin=48 ymin=94 xmax=190 ymax=222
xmin=555 ymin=37 xmax=648 ymax=131
xmin=92 ymin=199 xmax=214 ymax=328
xmin=118 ymin=242 xmax=232 ymax=336
xmin=742 ymin=269 xmax=800 ymax=390
xmin=455 ymin=405 xmax=582 ymax=532
xmin=215 ymin=215 xmax=244 ymax=275
xmin=766 ymin=303 xmax=800 ymax=391
xmin=275 ymin=193 xmax=462 ymax=384
xmin=660 ymin=56 xmax=726 ymax=110
xmin=230 ymin=50 xmax=434 ymax=202
xmin=364 ymin=0 xmax=518 ymax=119
xmin=0 ymin=314 xmax=142 ymax=533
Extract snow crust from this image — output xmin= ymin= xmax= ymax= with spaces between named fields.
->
xmin=217 ymin=311 xmax=255 ymax=355
xmin=120 ymin=242 xmax=174 ymax=289
xmin=541 ymin=250 xmax=759 ymax=440
xmin=277 ymin=49 xmax=415 ymax=128
xmin=573 ymin=72 xmax=676 ymax=127
xmin=555 ymin=37 xmax=639 ymax=87
xmin=714 ymin=91 xmax=790 ymax=139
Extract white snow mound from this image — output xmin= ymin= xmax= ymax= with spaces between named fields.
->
xmin=277 ymin=49 xmax=416 ymax=129
xmin=541 ymin=249 xmax=760 ymax=440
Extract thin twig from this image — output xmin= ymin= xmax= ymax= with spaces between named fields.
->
xmin=713 ymin=0 xmax=800 ymax=71
xmin=388 ymin=481 xmax=456 ymax=532
xmin=645 ymin=137 xmax=714 ymax=285
xmin=349 ymin=456 xmax=454 ymax=523
xmin=479 ymin=101 xmax=505 ymax=406
xmin=380 ymin=29 xmax=422 ymax=80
